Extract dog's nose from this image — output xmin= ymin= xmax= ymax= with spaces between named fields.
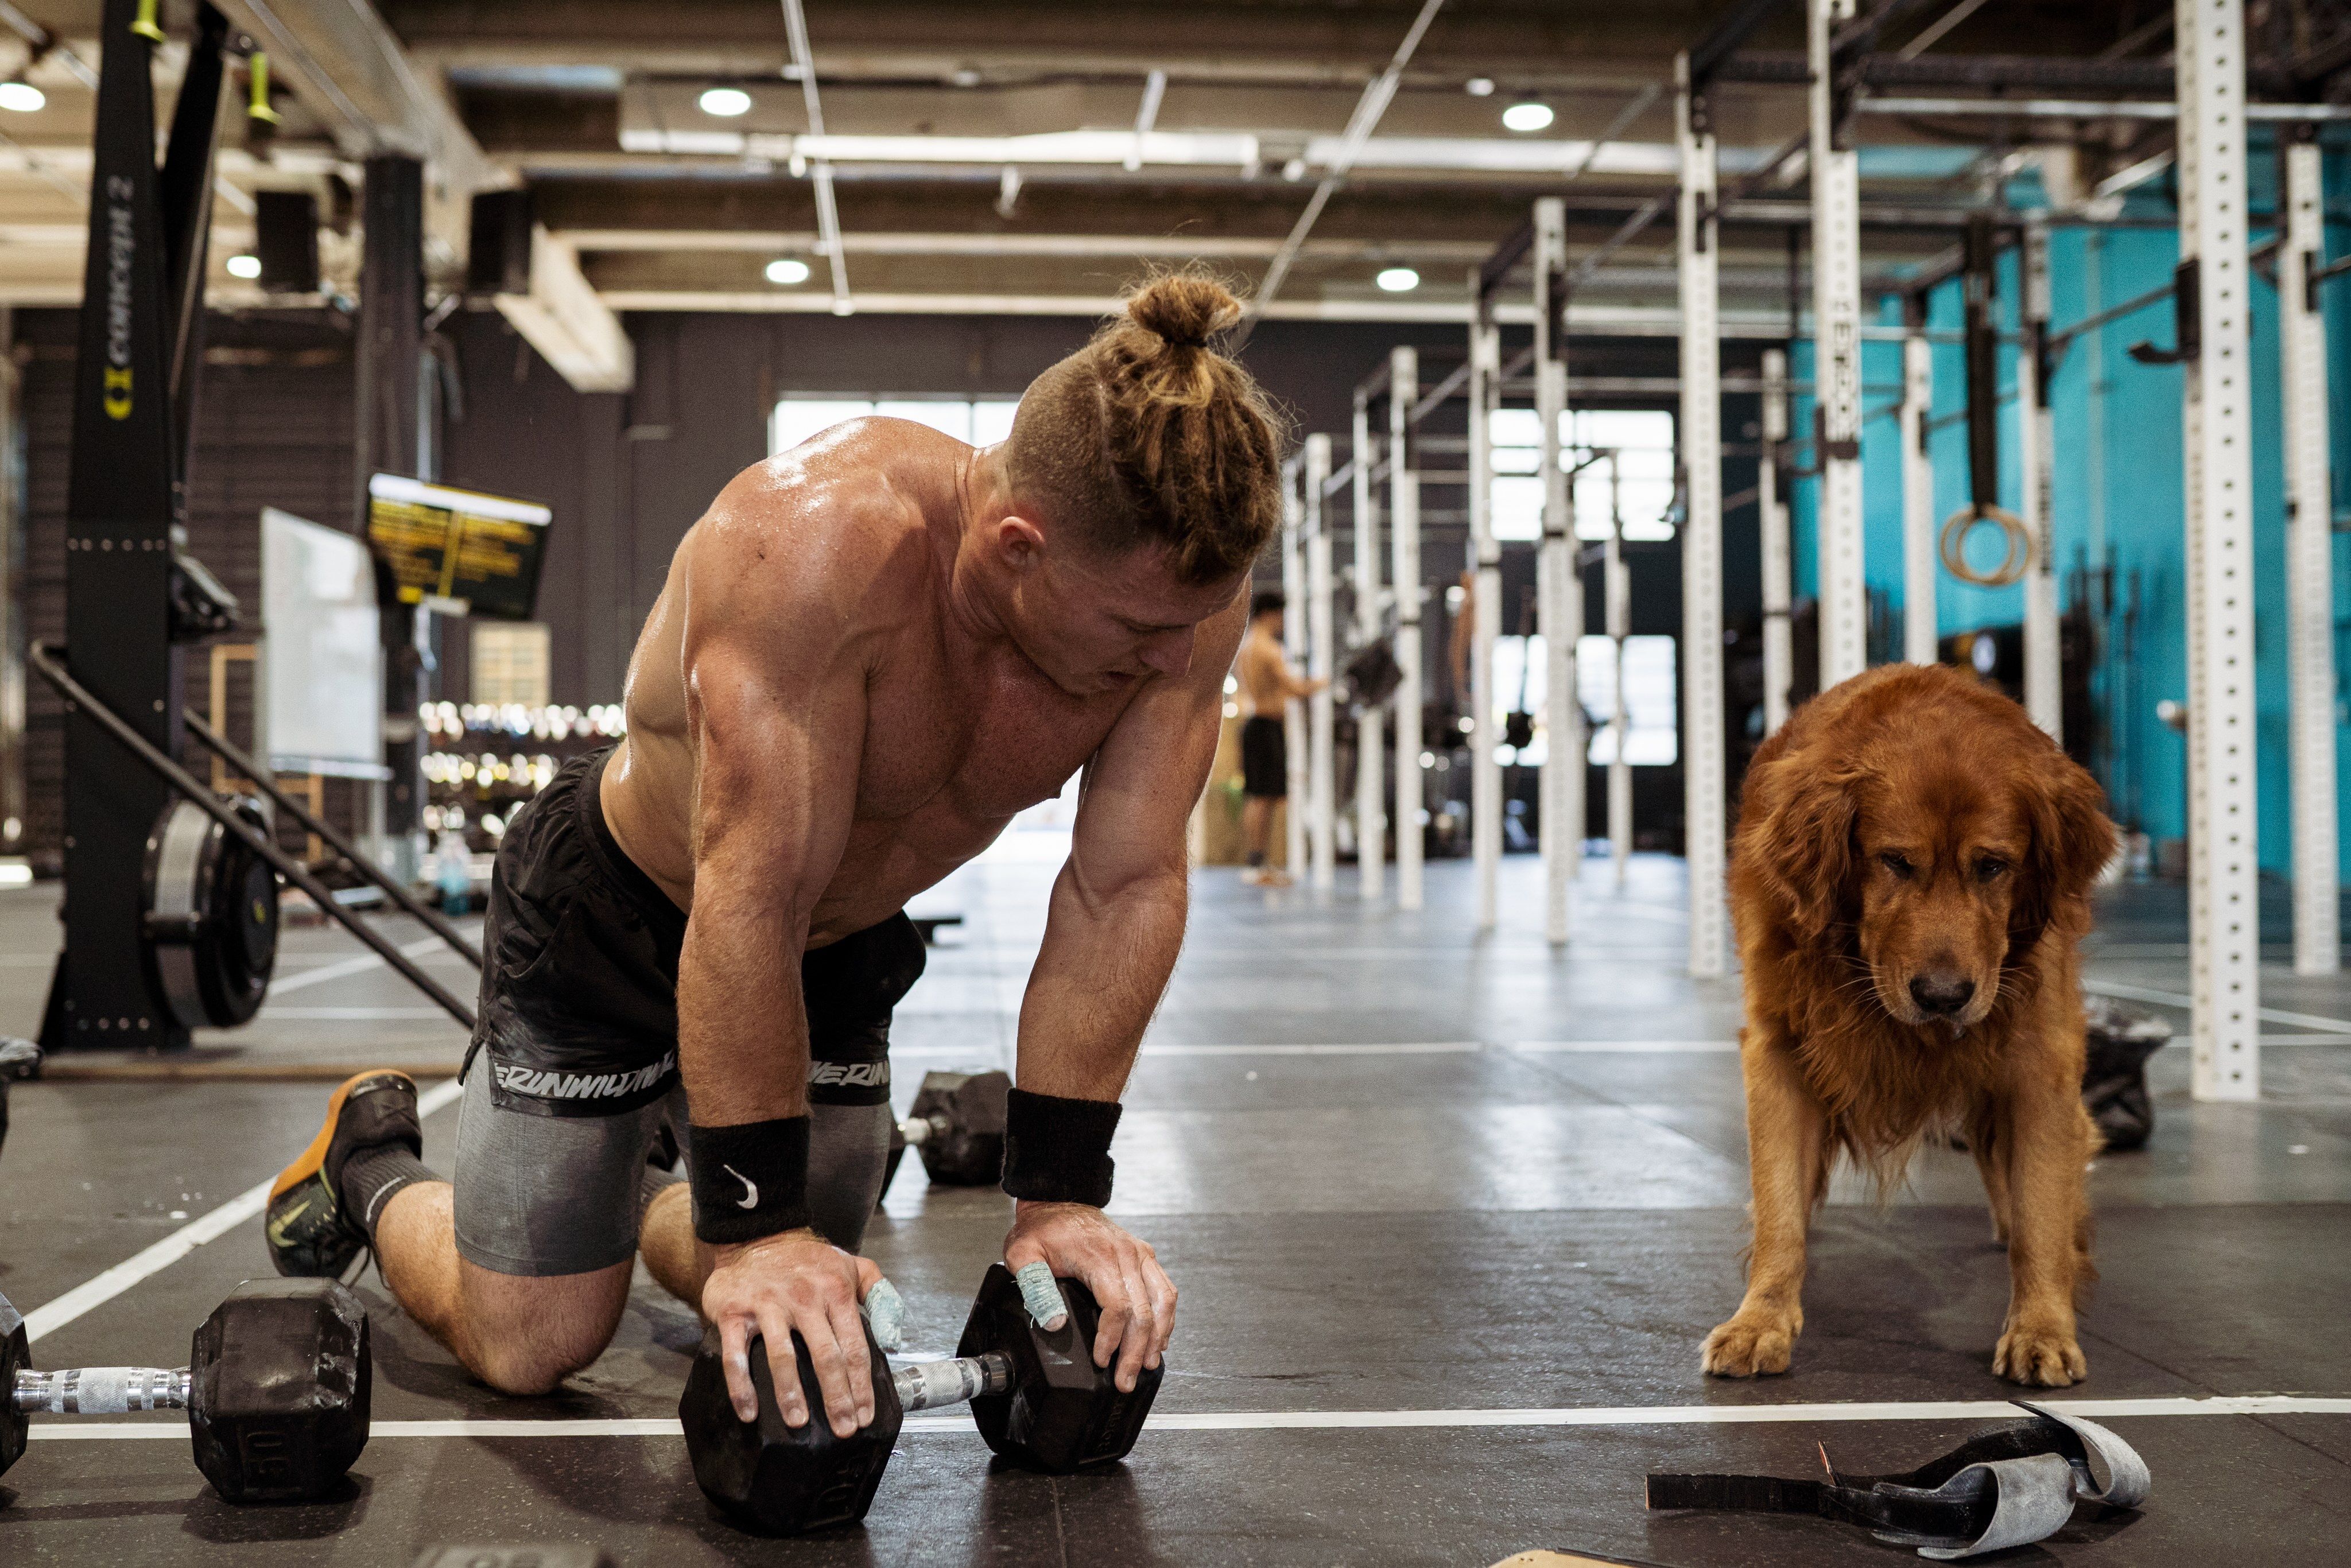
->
xmin=1910 ymin=974 xmax=1977 ymax=1016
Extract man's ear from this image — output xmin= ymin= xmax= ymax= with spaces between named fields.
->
xmin=991 ymin=514 xmax=1047 ymax=570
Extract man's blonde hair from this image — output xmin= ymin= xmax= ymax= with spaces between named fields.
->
xmin=1004 ymin=273 xmax=1290 ymax=586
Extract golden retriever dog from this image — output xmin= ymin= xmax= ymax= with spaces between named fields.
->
xmin=1703 ymin=662 xmax=2116 ymax=1387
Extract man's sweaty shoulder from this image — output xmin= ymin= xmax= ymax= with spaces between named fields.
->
xmin=604 ymin=418 xmax=966 ymax=897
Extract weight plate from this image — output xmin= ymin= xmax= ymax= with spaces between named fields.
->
xmin=143 ymin=796 xmax=279 ymax=1031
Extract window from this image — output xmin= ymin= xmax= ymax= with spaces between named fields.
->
xmin=1487 ymin=632 xmax=1678 ymax=767
xmin=771 ymin=396 xmax=1022 ymax=455
xmin=1486 ymin=407 xmax=1677 ymax=544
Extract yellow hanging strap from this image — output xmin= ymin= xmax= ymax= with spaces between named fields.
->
xmin=129 ymin=0 xmax=166 ymax=43
xmin=247 ymin=51 xmax=281 ymax=125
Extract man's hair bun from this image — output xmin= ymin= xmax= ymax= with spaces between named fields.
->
xmin=1126 ymin=274 xmax=1242 ymax=349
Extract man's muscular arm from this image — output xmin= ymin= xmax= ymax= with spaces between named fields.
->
xmin=1008 ymin=591 xmax=1246 ymax=1388
xmin=673 ymin=498 xmax=882 ymax=1437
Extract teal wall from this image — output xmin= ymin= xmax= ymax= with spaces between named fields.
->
xmin=1785 ymin=149 xmax=2351 ymax=879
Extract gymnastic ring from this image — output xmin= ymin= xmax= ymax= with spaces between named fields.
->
xmin=1938 ymin=503 xmax=2032 ymax=588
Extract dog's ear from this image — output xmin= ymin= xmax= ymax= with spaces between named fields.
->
xmin=2015 ymin=751 xmax=2117 ymax=949
xmin=1747 ymin=755 xmax=1864 ymax=941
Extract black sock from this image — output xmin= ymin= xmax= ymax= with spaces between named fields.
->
xmin=340 ymin=1144 xmax=437 ymax=1243
xmin=1247 ymin=850 xmax=1264 ymax=867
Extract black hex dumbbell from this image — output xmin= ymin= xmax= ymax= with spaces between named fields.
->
xmin=880 ymin=1069 xmax=1010 ymax=1197
xmin=2 ymin=1278 xmax=370 ymax=1502
xmin=681 ymin=1262 xmax=1161 ymax=1535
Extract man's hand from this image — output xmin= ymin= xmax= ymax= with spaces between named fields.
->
xmin=1003 ymin=1201 xmax=1176 ymax=1392
xmin=700 ymin=1228 xmax=886 ymax=1435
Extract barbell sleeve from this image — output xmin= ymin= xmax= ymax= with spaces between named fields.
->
xmin=13 ymin=1365 xmax=192 ymax=1414
xmin=891 ymin=1352 xmax=1014 ymax=1413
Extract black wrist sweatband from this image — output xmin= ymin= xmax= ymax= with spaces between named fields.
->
xmin=1000 ymin=1088 xmax=1122 ymax=1207
xmin=686 ymin=1116 xmax=812 ymax=1245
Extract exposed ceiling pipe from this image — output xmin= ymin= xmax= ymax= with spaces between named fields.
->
xmin=779 ymin=0 xmax=851 ymax=315
xmin=1238 ymin=0 xmax=1447 ymax=336
xmin=1124 ymin=68 xmax=1166 ymax=172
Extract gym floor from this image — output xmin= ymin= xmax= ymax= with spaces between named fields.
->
xmin=2 ymin=843 xmax=2348 ymax=1566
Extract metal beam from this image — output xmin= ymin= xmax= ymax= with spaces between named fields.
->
xmin=1677 ymin=49 xmax=1727 ymax=979
xmin=1468 ymin=293 xmax=1501 ymax=930
xmin=1352 ymin=391 xmax=1384 ymax=902
xmin=1282 ymin=453 xmax=1309 ymax=880
xmin=1244 ymin=0 xmax=1446 ymax=328
xmin=1810 ymin=0 xmax=1867 ymax=687
xmin=2019 ymin=216 xmax=2060 ymax=738
xmin=1759 ymin=347 xmax=1794 ymax=733
xmin=2280 ymin=131 xmax=2338 ymax=976
xmin=1900 ymin=328 xmax=1936 ymax=665
xmin=1390 ymin=345 xmax=1423 ymax=911
xmin=1534 ymin=195 xmax=1577 ymax=946
xmin=2176 ymin=0 xmax=2259 ymax=1101
xmin=1305 ymin=433 xmax=1336 ymax=892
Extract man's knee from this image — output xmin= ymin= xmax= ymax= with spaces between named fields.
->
xmin=457 ymin=1260 xmax=631 ymax=1395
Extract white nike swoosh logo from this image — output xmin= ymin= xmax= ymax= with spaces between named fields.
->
xmin=724 ymin=1164 xmax=758 ymax=1209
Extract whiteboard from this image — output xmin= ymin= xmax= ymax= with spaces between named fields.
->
xmin=262 ymin=507 xmax=385 ymax=777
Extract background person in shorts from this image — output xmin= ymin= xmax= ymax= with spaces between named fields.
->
xmin=1231 ymin=592 xmax=1324 ymax=886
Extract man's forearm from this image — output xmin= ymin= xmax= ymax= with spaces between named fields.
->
xmin=676 ymin=895 xmax=810 ymax=1124
xmin=1014 ymin=863 xmax=1188 ymax=1100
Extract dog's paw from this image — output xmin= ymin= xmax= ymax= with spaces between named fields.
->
xmin=1992 ymin=1322 xmax=2086 ymax=1387
xmin=1701 ymin=1314 xmax=1796 ymax=1377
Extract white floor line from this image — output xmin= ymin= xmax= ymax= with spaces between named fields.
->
xmin=259 ymin=1007 xmax=456 ymax=1020
xmin=265 ymin=934 xmax=457 ymax=999
xmin=21 ymin=1077 xmax=466 ymax=1345
xmin=1514 ymin=1041 xmax=1739 ymax=1054
xmin=2085 ymin=978 xmax=2351 ymax=1036
xmin=1139 ymin=1042 xmax=1484 ymax=1057
xmin=28 ymin=1393 xmax=2351 ymax=1443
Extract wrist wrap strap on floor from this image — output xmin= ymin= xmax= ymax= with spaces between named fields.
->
xmin=1646 ymin=1402 xmax=2151 ymax=1561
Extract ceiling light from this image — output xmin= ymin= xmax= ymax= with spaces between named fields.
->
xmin=1376 ymin=266 xmax=1421 ymax=293
xmin=948 ymin=67 xmax=983 ymax=88
xmin=1465 ymin=77 xmax=1495 ymax=98
xmin=1282 ymin=157 xmax=1307 ymax=182
xmin=225 ymin=253 xmax=262 ymax=280
xmin=0 ymin=81 xmax=45 ymax=113
xmin=699 ymin=86 xmax=752 ymax=118
xmin=1502 ymin=100 xmax=1554 ymax=133
xmin=765 ymin=258 xmax=811 ymax=285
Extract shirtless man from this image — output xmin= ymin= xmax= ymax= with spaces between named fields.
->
xmin=264 ymin=275 xmax=1287 ymax=1439
xmin=1232 ymin=592 xmax=1323 ymax=885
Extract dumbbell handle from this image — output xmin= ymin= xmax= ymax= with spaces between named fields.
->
xmin=891 ymin=1351 xmax=1013 ymax=1413
xmin=897 ymin=1113 xmax=949 ymax=1148
xmin=13 ymin=1365 xmax=192 ymax=1414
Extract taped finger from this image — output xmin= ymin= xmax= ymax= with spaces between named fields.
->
xmin=1014 ymin=1258 xmax=1070 ymax=1331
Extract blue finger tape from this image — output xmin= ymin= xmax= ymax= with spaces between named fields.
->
xmin=1014 ymin=1260 xmax=1069 ymax=1327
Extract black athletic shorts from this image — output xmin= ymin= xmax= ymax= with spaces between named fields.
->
xmin=464 ymin=746 xmax=927 ymax=1118
xmin=1240 ymin=715 xmax=1288 ymax=799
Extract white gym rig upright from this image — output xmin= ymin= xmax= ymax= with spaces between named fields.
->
xmin=1305 ymin=433 xmax=1337 ymax=892
xmin=1352 ymin=393 xmax=1386 ymax=901
xmin=1676 ymin=46 xmax=1729 ymax=976
xmin=1809 ymin=0 xmax=1867 ymax=687
xmin=1281 ymin=456 xmax=1309 ymax=879
xmin=1390 ymin=347 xmax=1425 ymax=911
xmin=1469 ymin=296 xmax=1504 ymax=931
xmin=2175 ymin=0 xmax=2260 ymax=1101
xmin=1759 ymin=348 xmax=1795 ymax=732
xmin=1900 ymin=321 xmax=1937 ymax=666
xmin=2279 ymin=127 xmax=2340 ymax=977
xmin=2019 ymin=218 xmax=2062 ymax=739
xmin=1534 ymin=196 xmax=1581 ymax=945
